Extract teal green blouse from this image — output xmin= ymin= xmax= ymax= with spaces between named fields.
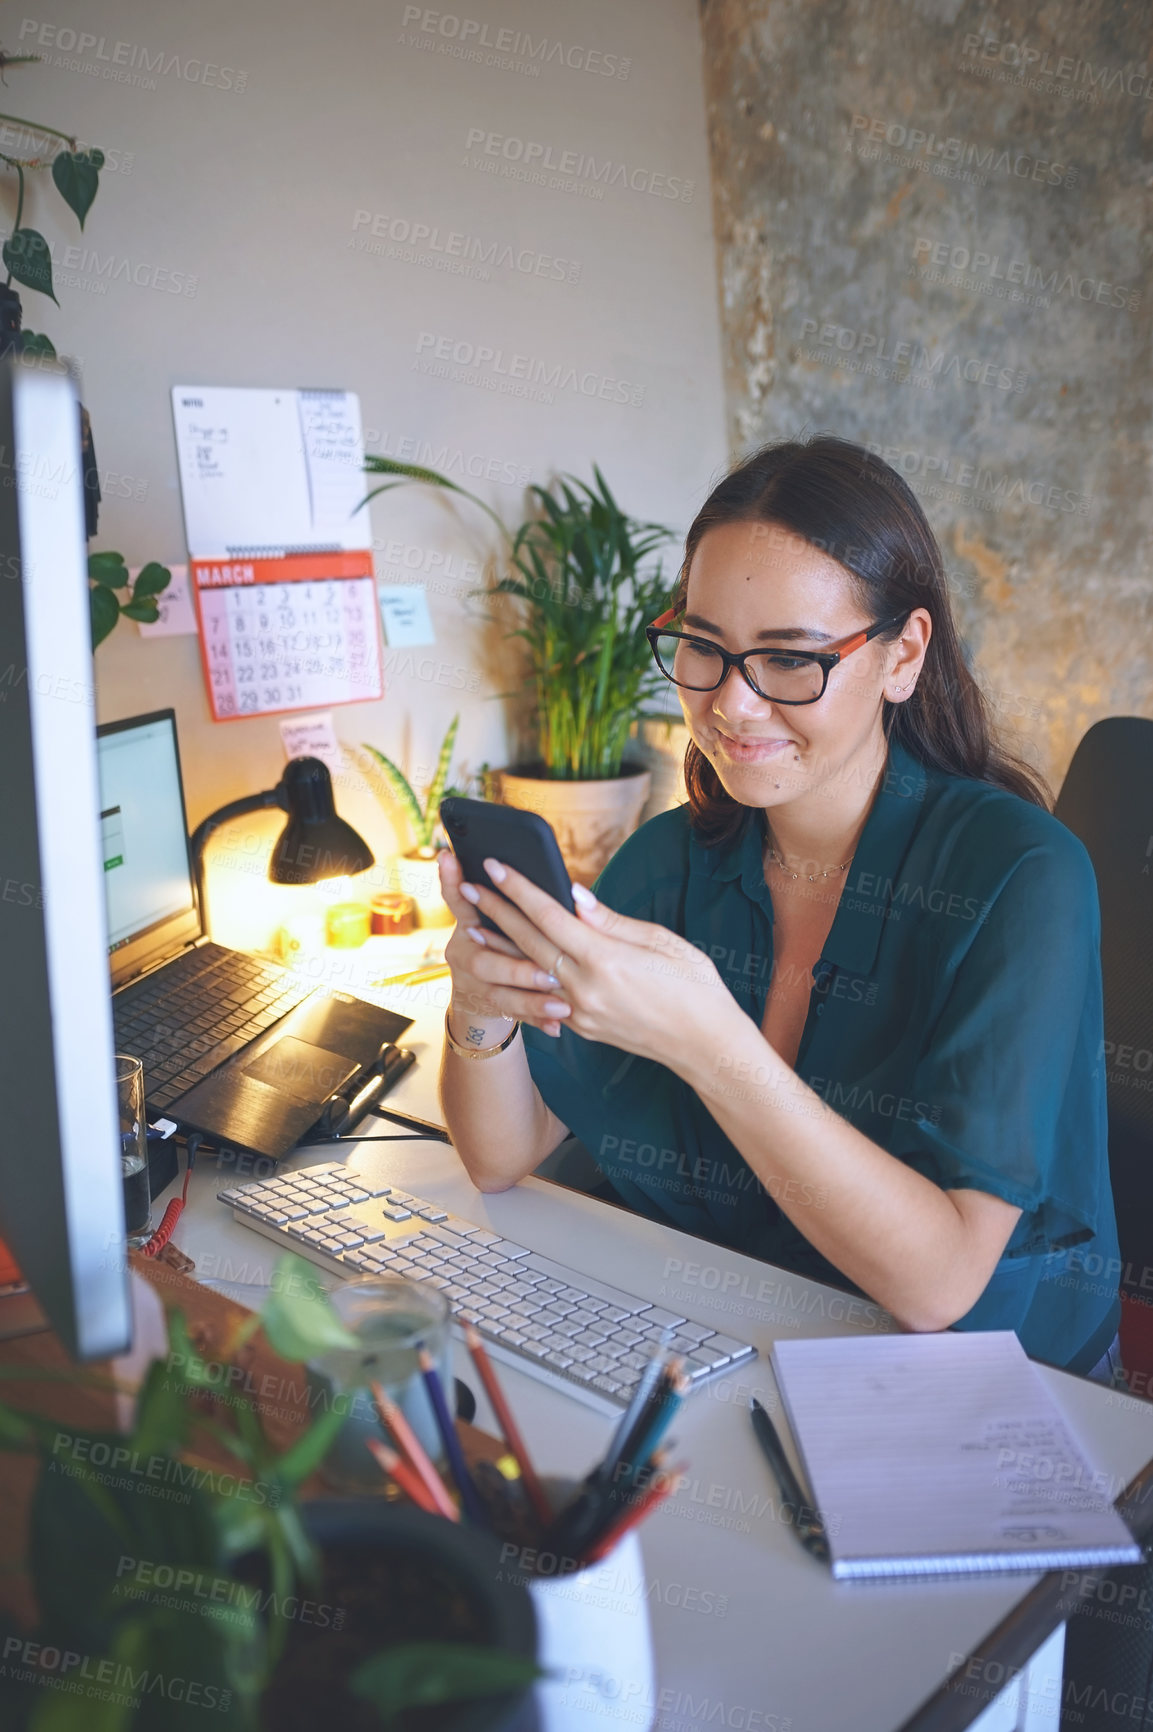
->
xmin=521 ymin=737 xmax=1121 ymax=1374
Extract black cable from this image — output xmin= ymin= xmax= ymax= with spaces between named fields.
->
xmin=298 ymin=1133 xmax=433 ymax=1145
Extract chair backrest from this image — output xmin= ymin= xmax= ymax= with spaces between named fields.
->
xmin=1054 ymin=717 xmax=1153 ymax=1303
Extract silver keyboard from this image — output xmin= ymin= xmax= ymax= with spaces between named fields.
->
xmin=219 ymin=1162 xmax=757 ymax=1411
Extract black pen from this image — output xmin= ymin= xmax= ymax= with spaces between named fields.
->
xmin=749 ymin=1397 xmax=830 ymax=1564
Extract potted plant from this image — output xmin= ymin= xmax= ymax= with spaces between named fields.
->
xmin=358 ymin=714 xmax=461 ymax=926
xmin=0 ymin=57 xmax=173 ymax=644
xmin=88 ymin=550 xmax=172 ymax=647
xmin=360 ymin=460 xmax=675 ymax=884
xmin=0 ymin=1253 xmax=541 ymax=1731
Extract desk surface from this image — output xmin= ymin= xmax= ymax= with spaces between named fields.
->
xmin=164 ymin=991 xmax=1153 ymax=1732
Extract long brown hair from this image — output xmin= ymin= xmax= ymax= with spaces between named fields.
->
xmin=672 ymin=436 xmax=1050 ymax=845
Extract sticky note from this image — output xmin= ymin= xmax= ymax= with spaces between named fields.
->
xmin=378 ymin=584 xmax=436 ymax=647
xmin=279 ymin=711 xmax=345 ymax=774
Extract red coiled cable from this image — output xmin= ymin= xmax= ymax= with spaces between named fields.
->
xmin=141 ymin=1135 xmax=199 ymax=1258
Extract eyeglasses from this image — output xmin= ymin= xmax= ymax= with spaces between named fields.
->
xmin=644 ymin=608 xmax=909 ymax=705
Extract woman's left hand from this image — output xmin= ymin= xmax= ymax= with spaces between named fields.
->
xmin=457 ymin=857 xmax=733 ymax=1066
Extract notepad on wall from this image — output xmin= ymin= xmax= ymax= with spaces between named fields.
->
xmin=771 ymin=1330 xmax=1141 ymax=1581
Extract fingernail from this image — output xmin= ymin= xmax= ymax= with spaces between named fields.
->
xmin=534 ymin=970 xmax=560 ymax=989
xmin=459 ymin=883 xmax=480 ymax=903
xmin=545 ymin=1021 xmax=561 ymax=1038
xmin=572 ymin=883 xmax=596 ymax=908
xmin=544 ymin=999 xmax=570 ymax=1017
xmin=483 ymin=857 xmax=507 ymax=883
xmin=465 ymin=926 xmax=487 ymax=946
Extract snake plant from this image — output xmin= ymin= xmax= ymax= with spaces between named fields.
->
xmin=361 ymin=713 xmax=460 ymax=853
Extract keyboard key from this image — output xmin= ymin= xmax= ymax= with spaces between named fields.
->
xmin=701 ymin=1333 xmax=755 ymax=1363
xmin=382 ymin=1205 xmax=412 ymax=1222
xmin=642 ymin=1305 xmax=688 ymax=1331
xmin=415 ymin=1207 xmax=447 ymax=1222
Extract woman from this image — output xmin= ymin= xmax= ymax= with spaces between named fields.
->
xmin=437 ymin=436 xmax=1121 ymax=1379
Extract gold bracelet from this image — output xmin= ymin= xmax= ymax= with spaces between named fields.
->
xmin=444 ymin=1008 xmax=521 ymax=1060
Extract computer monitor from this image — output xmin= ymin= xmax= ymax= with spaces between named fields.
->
xmin=0 ymin=357 xmax=131 ymax=1360
xmin=97 ymin=709 xmax=199 ymax=989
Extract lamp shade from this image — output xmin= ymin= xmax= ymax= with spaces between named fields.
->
xmin=269 ymin=757 xmax=374 ymax=886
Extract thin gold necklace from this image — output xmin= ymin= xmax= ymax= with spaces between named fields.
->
xmin=762 ymin=825 xmax=853 ymax=883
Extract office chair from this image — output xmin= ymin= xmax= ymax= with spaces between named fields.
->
xmin=1053 ymin=716 xmax=1153 ymax=1383
xmin=1053 ymin=718 xmax=1153 ymax=1732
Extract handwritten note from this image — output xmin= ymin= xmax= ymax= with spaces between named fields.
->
xmin=771 ymin=1330 xmax=1141 ymax=1579
xmin=171 ymin=386 xmax=367 ymax=558
xmin=279 ymin=711 xmax=345 ymax=774
xmin=378 ymin=584 xmax=436 ymax=647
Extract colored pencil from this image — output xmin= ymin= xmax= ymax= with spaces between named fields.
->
xmin=370 ymin=1379 xmax=458 ymax=1520
xmin=463 ymin=1324 xmax=552 ymax=1527
xmin=370 ymin=963 xmax=451 ymax=988
xmin=580 ymin=1469 xmax=680 ymax=1566
xmin=417 ymin=1345 xmax=487 ymax=1525
xmin=366 ymin=1437 xmax=452 ymax=1517
xmin=592 ymin=1348 xmax=671 ymax=1488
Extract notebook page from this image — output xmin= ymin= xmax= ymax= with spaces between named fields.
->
xmin=771 ymin=1331 xmax=1140 ymax=1579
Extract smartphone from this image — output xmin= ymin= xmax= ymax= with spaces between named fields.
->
xmin=439 ymin=796 xmax=575 ymax=934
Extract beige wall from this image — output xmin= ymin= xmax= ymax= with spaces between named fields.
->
xmin=18 ymin=0 xmax=724 ymax=906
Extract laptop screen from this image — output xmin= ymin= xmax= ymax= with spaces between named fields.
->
xmin=96 ymin=710 xmax=201 ymax=985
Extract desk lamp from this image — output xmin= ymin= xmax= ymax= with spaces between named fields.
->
xmin=189 ymin=756 xmax=374 ymax=923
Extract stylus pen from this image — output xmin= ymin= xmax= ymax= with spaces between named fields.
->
xmin=417 ymin=1345 xmax=487 ymax=1526
xmin=749 ymin=1397 xmax=830 ymax=1564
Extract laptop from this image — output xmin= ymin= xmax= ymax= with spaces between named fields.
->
xmin=99 ymin=709 xmax=414 ymax=1162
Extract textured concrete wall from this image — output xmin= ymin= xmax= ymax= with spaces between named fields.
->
xmin=699 ymin=0 xmax=1152 ymax=789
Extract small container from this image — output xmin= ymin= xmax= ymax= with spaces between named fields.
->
xmin=371 ymin=890 xmax=416 ymax=936
xmin=511 ymin=1477 xmax=657 ymax=1732
xmin=324 ymin=901 xmax=371 ymax=948
xmin=306 ymin=1276 xmax=453 ymax=1491
xmin=116 ymin=1054 xmax=152 ymax=1250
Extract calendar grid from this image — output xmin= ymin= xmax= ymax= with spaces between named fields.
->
xmin=192 ymin=554 xmax=384 ymax=722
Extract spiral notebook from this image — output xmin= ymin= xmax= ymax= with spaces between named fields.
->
xmin=770 ymin=1330 xmax=1142 ymax=1581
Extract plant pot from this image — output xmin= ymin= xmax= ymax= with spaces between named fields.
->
xmin=631 ymin=718 xmax=691 ymax=823
xmin=384 ymin=847 xmax=453 ymax=927
xmin=495 ymin=765 xmax=652 ymax=887
xmin=257 ymin=1500 xmax=539 ymax=1732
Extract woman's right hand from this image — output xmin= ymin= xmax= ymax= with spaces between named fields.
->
xmin=439 ymin=850 xmax=569 ymax=1039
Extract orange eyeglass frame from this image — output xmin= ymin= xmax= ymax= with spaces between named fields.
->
xmin=645 ymin=607 xmax=909 ymax=704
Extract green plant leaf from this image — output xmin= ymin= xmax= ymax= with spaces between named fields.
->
xmin=130 ymin=1354 xmax=193 ymax=1459
xmin=360 ymin=744 xmax=425 ymax=840
xmin=423 ymin=713 xmax=460 ymax=844
xmin=131 ymin=560 xmax=171 ymax=599
xmin=120 ymin=598 xmax=159 ymax=622
xmin=359 ymin=456 xmax=507 ymax=537
xmin=88 ymin=550 xmax=130 ymax=587
xmin=21 ymin=330 xmax=56 ymax=358
xmin=3 ymin=226 xmax=56 ymax=302
xmin=269 ymin=1398 xmax=348 ymax=1489
xmin=258 ymin=1253 xmax=359 ymax=1362
xmin=90 ymin=583 xmax=120 ymax=648
xmin=350 ymin=1644 xmax=545 ymax=1729
xmin=51 ymin=148 xmax=101 ymax=229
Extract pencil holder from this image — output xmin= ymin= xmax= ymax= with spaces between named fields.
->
xmin=499 ymin=1477 xmax=656 ymax=1732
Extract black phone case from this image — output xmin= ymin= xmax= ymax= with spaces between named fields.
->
xmin=439 ymin=797 xmax=574 ymax=933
